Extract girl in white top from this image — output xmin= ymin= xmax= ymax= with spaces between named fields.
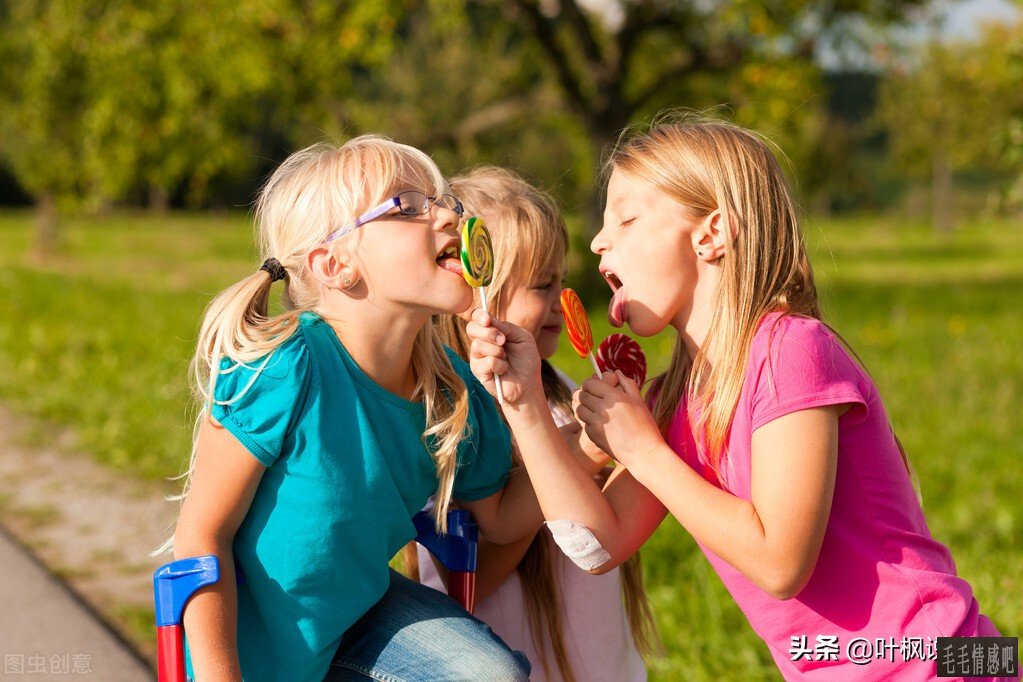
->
xmin=405 ymin=167 xmax=660 ymax=682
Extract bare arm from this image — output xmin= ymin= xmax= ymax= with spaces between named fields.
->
xmin=462 ymin=466 xmax=543 ymax=545
xmin=620 ymin=402 xmax=842 ymax=598
xmin=466 ymin=309 xmax=841 ymax=594
xmin=465 ymin=310 xmax=667 ymax=567
xmin=172 ymin=417 xmax=265 ymax=681
xmin=472 ymin=533 xmax=538 ymax=600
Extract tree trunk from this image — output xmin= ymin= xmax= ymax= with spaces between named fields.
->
xmin=34 ymin=192 xmax=59 ymax=257
xmin=932 ymin=151 xmax=954 ymax=234
xmin=148 ymin=186 xmax=170 ymax=213
xmin=809 ymin=190 xmax=831 ymax=218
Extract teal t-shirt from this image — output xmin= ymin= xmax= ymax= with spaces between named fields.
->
xmin=196 ymin=311 xmax=511 ymax=681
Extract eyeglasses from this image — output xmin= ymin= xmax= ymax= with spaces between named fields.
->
xmin=325 ymin=191 xmax=464 ymax=242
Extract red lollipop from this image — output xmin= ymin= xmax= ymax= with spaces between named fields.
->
xmin=596 ymin=333 xmax=647 ymax=387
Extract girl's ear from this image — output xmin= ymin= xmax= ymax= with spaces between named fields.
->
xmin=307 ymin=244 xmax=360 ymax=290
xmin=691 ymin=209 xmax=736 ymax=263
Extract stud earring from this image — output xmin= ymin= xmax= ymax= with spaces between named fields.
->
xmin=697 ymin=251 xmax=704 ymax=257
xmin=344 ymin=277 xmax=351 ymax=286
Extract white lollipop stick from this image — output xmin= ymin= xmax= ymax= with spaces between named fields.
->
xmin=479 ymin=286 xmax=506 ymax=404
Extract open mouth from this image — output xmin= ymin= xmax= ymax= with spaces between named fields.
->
xmin=603 ymin=270 xmax=623 ymax=292
xmin=601 ymin=268 xmax=628 ymax=328
xmin=436 ymin=242 xmax=462 ymax=275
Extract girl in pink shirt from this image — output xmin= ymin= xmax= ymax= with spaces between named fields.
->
xmin=463 ymin=115 xmax=1016 ymax=680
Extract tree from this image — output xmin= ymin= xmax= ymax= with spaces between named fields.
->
xmin=877 ymin=25 xmax=1018 ymax=231
xmin=0 ymin=1 xmax=102 ymax=254
xmin=0 ymin=0 xmax=407 ymax=251
xmin=496 ymin=0 xmax=930 ymax=168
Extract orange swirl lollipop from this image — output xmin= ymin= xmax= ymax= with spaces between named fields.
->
xmin=560 ymin=288 xmax=601 ymax=376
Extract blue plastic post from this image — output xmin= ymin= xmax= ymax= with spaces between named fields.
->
xmin=412 ymin=509 xmax=478 ymax=572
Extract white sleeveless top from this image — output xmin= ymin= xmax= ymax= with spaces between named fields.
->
xmin=417 ymin=370 xmax=646 ymax=682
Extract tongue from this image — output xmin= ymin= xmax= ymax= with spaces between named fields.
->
xmin=438 ymin=257 xmax=463 ymax=275
xmin=608 ymin=287 xmax=628 ymax=328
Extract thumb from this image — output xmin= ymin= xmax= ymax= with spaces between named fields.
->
xmin=600 ymin=370 xmax=621 ymax=388
xmin=616 ymin=370 xmax=642 ymax=399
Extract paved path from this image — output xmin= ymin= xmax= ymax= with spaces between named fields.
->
xmin=0 ymin=527 xmax=153 ymax=680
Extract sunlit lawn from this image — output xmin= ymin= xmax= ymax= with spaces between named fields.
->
xmin=0 ymin=210 xmax=1019 ymax=679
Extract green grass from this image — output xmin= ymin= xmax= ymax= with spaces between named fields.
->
xmin=0 ymin=210 xmax=1019 ymax=679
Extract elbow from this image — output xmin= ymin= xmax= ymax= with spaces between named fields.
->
xmin=584 ymin=549 xmax=627 ymax=575
xmin=478 ymin=526 xmax=525 ymax=546
xmin=759 ymin=562 xmax=814 ymax=601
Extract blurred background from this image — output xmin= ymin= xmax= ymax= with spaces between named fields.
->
xmin=0 ymin=0 xmax=1019 ymax=678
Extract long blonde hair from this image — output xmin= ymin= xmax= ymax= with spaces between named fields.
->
xmin=609 ymin=112 xmax=914 ymax=484
xmin=166 ymin=136 xmax=470 ymax=551
xmin=431 ymin=167 xmax=661 ymax=678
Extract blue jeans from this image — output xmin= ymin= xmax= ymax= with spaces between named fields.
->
xmin=324 ymin=569 xmax=531 ymax=681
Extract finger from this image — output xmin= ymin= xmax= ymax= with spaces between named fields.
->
xmin=470 ymin=307 xmax=493 ymax=327
xmin=575 ymin=403 xmax=599 ymax=425
xmin=600 ymin=371 xmax=620 ymax=388
xmin=465 ymin=321 xmax=506 ymax=346
xmin=487 ymin=355 xmax=510 ymax=378
xmin=470 ymin=337 xmax=506 ymax=360
xmin=581 ymin=376 xmax=616 ymax=399
xmin=577 ymin=389 xmax=604 ymax=412
xmin=476 ymin=354 xmax=509 ymax=381
xmin=616 ymin=371 xmax=642 ymax=400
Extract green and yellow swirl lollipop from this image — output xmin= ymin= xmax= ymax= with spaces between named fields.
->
xmin=460 ymin=216 xmax=494 ymax=287
xmin=460 ymin=216 xmax=504 ymax=401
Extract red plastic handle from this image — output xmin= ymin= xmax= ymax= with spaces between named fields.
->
xmin=449 ymin=571 xmax=477 ymax=614
xmin=156 ymin=624 xmax=186 ymax=682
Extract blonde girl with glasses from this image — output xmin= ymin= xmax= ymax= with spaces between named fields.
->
xmin=165 ymin=136 xmax=537 ymax=681
xmin=404 ymin=167 xmax=661 ymax=682
xmin=465 ymin=115 xmax=1011 ymax=680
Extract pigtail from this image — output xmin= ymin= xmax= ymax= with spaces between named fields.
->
xmin=155 ymin=266 xmax=301 ymax=556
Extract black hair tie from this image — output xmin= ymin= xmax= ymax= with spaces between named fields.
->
xmin=260 ymin=258 xmax=286 ymax=283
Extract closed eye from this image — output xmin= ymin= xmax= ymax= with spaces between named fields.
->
xmin=620 ymin=217 xmax=636 ymax=228
xmin=531 ymin=274 xmax=562 ymax=291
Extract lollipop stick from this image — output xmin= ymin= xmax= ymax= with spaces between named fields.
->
xmin=587 ymin=352 xmax=601 ymax=377
xmin=479 ymin=287 xmax=506 ymax=403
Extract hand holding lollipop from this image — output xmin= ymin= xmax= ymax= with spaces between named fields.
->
xmin=461 ymin=216 xmax=505 ymax=402
xmin=560 ymin=288 xmax=602 ymax=377
xmin=596 ymin=333 xmax=647 ymax=387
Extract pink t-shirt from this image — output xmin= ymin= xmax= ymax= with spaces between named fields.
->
xmin=668 ymin=313 xmax=1007 ymax=681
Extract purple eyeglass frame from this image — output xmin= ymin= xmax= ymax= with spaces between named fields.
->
xmin=325 ymin=192 xmax=463 ymax=242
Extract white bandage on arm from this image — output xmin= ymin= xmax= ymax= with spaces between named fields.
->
xmin=545 ymin=519 xmax=612 ymax=571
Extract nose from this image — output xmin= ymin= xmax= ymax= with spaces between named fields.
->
xmin=433 ymin=204 xmax=460 ymax=233
xmin=590 ymin=226 xmax=610 ymax=255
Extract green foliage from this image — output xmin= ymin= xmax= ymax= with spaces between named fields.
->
xmin=877 ymin=37 xmax=1005 ymax=178
xmin=0 ymin=1 xmax=102 ymax=212
xmin=81 ymin=1 xmax=279 ymax=206
xmin=0 ymin=210 xmax=1018 ymax=677
xmin=0 ymin=0 xmax=407 ymax=214
xmin=0 ymin=0 xmax=937 ymax=252
xmin=876 ymin=20 xmax=1023 ymax=218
